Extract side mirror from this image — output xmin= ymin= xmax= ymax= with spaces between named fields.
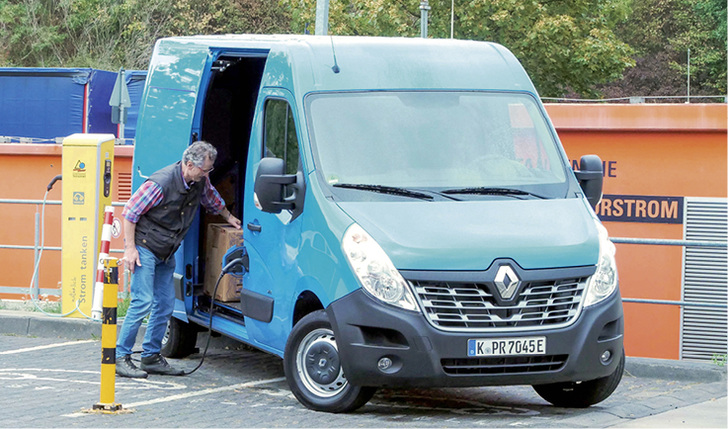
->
xmin=574 ymin=155 xmax=604 ymax=209
xmin=254 ymin=157 xmax=305 ymax=218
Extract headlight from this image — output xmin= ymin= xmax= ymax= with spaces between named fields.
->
xmin=342 ymin=223 xmax=420 ymax=312
xmin=584 ymin=222 xmax=619 ymax=307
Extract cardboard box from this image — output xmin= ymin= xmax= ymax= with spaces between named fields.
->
xmin=204 ymin=224 xmax=244 ymax=302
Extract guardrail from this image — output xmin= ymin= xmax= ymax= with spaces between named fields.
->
xmin=611 ymin=237 xmax=728 ymax=309
xmin=0 ymin=198 xmax=128 ymax=299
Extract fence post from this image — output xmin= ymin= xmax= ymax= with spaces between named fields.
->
xmin=33 ymin=207 xmax=40 ymax=298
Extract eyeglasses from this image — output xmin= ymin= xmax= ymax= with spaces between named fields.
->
xmin=187 ymin=160 xmax=215 ymax=174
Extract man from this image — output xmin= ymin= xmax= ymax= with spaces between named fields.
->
xmin=116 ymin=141 xmax=241 ymax=378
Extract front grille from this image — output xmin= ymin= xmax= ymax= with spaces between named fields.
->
xmin=411 ymin=277 xmax=587 ymax=331
xmin=441 ymin=354 xmax=568 ymax=375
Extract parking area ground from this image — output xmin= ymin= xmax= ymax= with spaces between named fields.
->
xmin=0 ymin=309 xmax=726 ymax=428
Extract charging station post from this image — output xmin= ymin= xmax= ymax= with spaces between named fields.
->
xmin=61 ymin=134 xmax=115 ymax=317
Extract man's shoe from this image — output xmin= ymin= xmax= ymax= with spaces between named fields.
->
xmin=140 ymin=353 xmax=185 ymax=376
xmin=116 ymin=355 xmax=148 ymax=378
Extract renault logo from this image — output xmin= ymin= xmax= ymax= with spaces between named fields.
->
xmin=494 ymin=265 xmax=521 ymax=300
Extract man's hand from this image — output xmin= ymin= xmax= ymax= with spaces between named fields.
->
xmin=227 ymin=213 xmax=242 ymax=229
xmin=121 ymin=218 xmax=141 ymax=273
xmin=222 ymin=208 xmax=242 ymax=229
xmin=121 ymin=245 xmax=142 ymax=273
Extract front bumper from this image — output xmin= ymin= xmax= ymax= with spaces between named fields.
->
xmin=327 ymin=288 xmax=623 ymax=388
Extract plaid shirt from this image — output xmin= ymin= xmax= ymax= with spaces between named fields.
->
xmin=122 ymin=172 xmax=225 ymax=223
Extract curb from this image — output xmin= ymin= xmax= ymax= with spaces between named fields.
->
xmin=0 ymin=309 xmax=103 ymax=340
xmin=0 ymin=309 xmax=244 ymax=352
xmin=1 ymin=309 xmax=726 ymax=383
xmin=625 ymin=356 xmax=726 ymax=383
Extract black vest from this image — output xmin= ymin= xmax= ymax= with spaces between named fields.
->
xmin=135 ymin=161 xmax=205 ymax=261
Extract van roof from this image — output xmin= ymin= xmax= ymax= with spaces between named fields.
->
xmin=154 ymin=34 xmax=536 ymax=94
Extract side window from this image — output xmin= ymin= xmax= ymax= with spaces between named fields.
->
xmin=263 ymin=98 xmax=300 ymax=176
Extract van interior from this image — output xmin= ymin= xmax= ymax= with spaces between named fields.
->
xmin=195 ymin=53 xmax=268 ymax=316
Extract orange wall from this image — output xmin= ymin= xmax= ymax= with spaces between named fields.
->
xmin=547 ymin=103 xmax=727 ymax=359
xmin=0 ymin=144 xmax=132 ymax=301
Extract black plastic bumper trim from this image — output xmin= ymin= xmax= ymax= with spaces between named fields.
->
xmin=327 ymin=288 xmax=623 ymax=388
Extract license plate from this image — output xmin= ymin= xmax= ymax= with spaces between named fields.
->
xmin=467 ymin=336 xmax=546 ymax=357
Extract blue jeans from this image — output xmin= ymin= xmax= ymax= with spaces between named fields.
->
xmin=116 ymin=246 xmax=176 ymax=359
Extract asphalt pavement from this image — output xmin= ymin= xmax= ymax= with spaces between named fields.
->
xmin=0 ymin=308 xmax=726 ymax=428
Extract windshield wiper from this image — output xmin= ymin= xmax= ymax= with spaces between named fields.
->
xmin=333 ymin=183 xmax=434 ymax=200
xmin=442 ymin=187 xmax=547 ymax=199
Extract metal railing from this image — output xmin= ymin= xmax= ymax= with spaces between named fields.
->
xmin=542 ymin=95 xmax=727 ymax=104
xmin=0 ymin=136 xmax=135 ymax=145
xmin=611 ymin=236 xmax=728 ymax=309
xmin=0 ymin=198 xmax=127 ymax=299
xmin=2 ymin=197 xmax=726 ymax=311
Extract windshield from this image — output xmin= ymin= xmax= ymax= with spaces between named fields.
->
xmin=306 ymin=91 xmax=569 ymax=200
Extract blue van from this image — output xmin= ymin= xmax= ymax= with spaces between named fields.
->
xmin=131 ymin=35 xmax=623 ymax=412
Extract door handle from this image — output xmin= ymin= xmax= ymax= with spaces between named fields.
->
xmin=247 ymin=223 xmax=262 ymax=232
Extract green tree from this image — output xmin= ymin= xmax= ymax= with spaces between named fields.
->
xmin=670 ymin=0 xmax=727 ymax=95
xmin=0 ymin=0 xmax=290 ymax=70
xmin=3 ymin=0 xmax=721 ymax=98
xmin=280 ymin=0 xmax=635 ymax=97
xmin=600 ymin=0 xmax=726 ymax=99
xmin=0 ymin=0 xmax=69 ymax=67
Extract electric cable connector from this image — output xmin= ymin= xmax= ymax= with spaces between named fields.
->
xmin=47 ymin=174 xmax=62 ymax=191
xmin=179 ymin=245 xmax=247 ymax=376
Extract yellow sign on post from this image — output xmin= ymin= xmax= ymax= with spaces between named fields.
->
xmin=61 ymin=134 xmax=115 ymax=317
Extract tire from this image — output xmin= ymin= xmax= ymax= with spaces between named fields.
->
xmin=283 ymin=310 xmax=376 ymax=413
xmin=533 ymin=349 xmax=625 ymax=408
xmin=161 ymin=317 xmax=199 ymax=358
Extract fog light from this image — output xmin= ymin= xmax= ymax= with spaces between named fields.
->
xmin=601 ymin=350 xmax=612 ymax=363
xmin=377 ymin=357 xmax=393 ymax=372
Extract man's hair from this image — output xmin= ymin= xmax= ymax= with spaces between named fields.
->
xmin=183 ymin=141 xmax=217 ymax=167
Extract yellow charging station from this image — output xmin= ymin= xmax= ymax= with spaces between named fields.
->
xmin=61 ymin=134 xmax=115 ymax=317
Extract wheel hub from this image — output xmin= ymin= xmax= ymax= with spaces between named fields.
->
xmin=162 ymin=320 xmax=171 ymax=346
xmin=296 ymin=328 xmax=348 ymax=398
xmin=305 ymin=341 xmax=340 ymax=385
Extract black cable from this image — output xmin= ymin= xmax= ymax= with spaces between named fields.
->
xmin=47 ymin=174 xmax=62 ymax=191
xmin=180 ymin=270 xmax=225 ymax=376
xmin=130 ymin=258 xmax=242 ymax=375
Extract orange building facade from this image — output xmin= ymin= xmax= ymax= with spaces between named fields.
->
xmin=550 ymin=103 xmax=727 ymax=361
xmin=0 ymin=145 xmax=133 ymax=303
xmin=0 ymin=104 xmax=725 ymax=361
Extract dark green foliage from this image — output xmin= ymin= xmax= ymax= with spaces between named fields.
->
xmin=599 ymin=0 xmax=726 ymax=98
xmin=0 ymin=0 xmax=724 ymax=98
xmin=0 ymin=0 xmax=291 ymax=69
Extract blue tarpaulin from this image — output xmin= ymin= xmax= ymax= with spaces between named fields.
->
xmin=0 ymin=68 xmax=145 ymax=142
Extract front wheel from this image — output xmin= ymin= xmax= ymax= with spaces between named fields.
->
xmin=533 ymin=349 xmax=625 ymax=408
xmin=283 ymin=310 xmax=376 ymax=413
xmin=161 ymin=317 xmax=198 ymax=358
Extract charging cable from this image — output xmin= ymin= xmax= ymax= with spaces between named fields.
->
xmin=38 ymin=174 xmax=244 ymax=373
xmin=28 ymin=175 xmax=88 ymax=318
xmin=179 ymin=256 xmax=244 ymax=376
